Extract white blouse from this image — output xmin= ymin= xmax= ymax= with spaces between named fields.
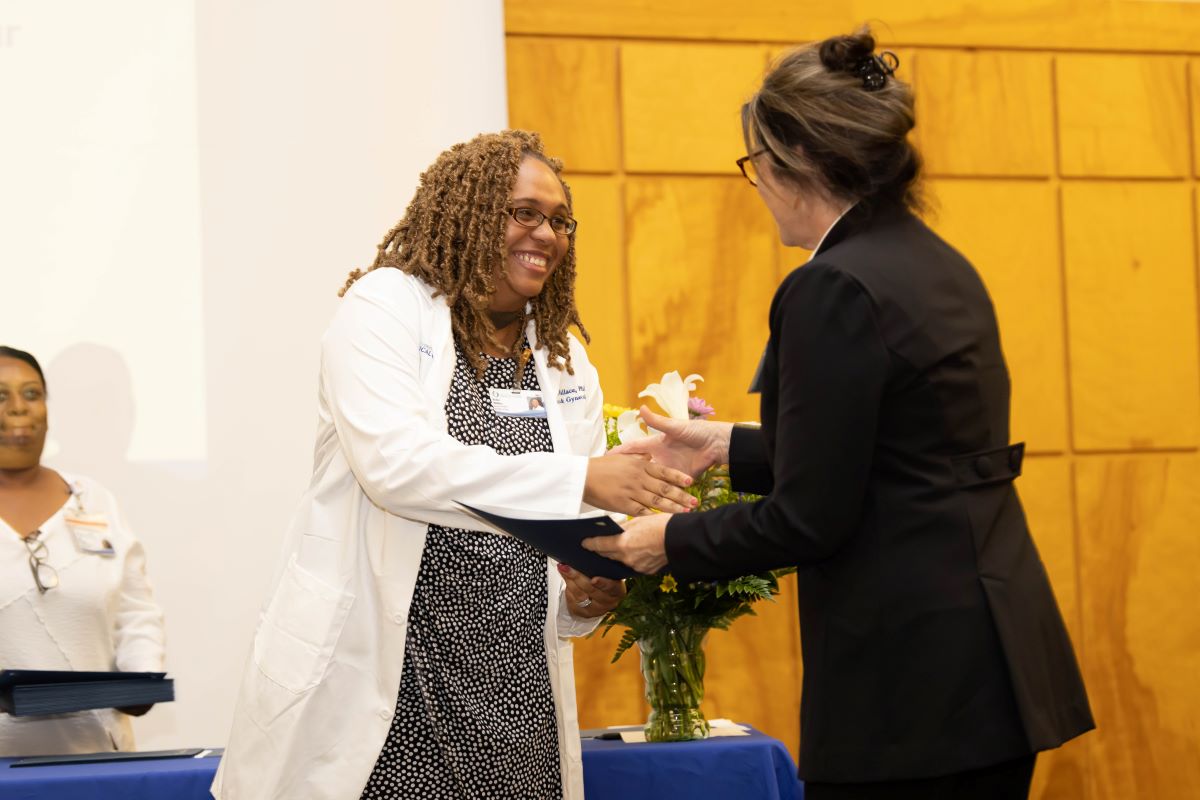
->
xmin=0 ymin=472 xmax=166 ymax=756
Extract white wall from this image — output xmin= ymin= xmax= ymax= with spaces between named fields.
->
xmin=0 ymin=0 xmax=207 ymax=462
xmin=0 ymin=0 xmax=508 ymax=749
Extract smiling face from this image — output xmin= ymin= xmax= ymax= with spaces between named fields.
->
xmin=0 ymin=357 xmax=48 ymax=470
xmin=491 ymin=156 xmax=571 ymax=313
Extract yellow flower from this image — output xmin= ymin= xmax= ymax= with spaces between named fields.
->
xmin=603 ymin=403 xmax=633 ymax=420
xmin=659 ymin=575 xmax=678 ymax=593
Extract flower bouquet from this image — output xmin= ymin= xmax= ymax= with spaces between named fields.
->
xmin=598 ymin=371 xmax=793 ymax=742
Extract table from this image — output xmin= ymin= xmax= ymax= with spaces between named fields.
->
xmin=583 ymin=727 xmax=803 ymax=800
xmin=0 ymin=727 xmax=803 ymax=799
xmin=0 ymin=752 xmax=220 ymax=800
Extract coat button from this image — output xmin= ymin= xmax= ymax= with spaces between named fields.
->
xmin=1009 ymin=447 xmax=1022 ymax=471
xmin=974 ymin=456 xmax=993 ymax=479
xmin=379 ymin=707 xmax=392 ymax=720
xmin=392 ymin=613 xmax=405 ymax=625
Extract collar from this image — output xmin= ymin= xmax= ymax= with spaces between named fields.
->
xmin=811 ymin=200 xmax=911 ymax=259
xmin=807 ymin=202 xmax=857 ymax=262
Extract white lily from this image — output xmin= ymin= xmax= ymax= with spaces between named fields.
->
xmin=616 ymin=409 xmax=652 ymax=444
xmin=638 ymin=371 xmax=704 ymax=420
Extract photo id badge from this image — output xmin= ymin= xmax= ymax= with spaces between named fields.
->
xmin=64 ymin=512 xmax=116 ymax=556
xmin=488 ymin=388 xmax=548 ymax=418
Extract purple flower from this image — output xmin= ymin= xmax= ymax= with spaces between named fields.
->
xmin=688 ymin=397 xmax=715 ymax=419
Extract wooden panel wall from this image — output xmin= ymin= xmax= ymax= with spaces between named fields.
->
xmin=506 ymin=3 xmax=1200 ymax=798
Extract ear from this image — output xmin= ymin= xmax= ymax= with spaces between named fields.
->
xmin=784 ymin=178 xmax=812 ymax=214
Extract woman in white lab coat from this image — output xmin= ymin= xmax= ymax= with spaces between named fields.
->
xmin=213 ymin=131 xmax=696 ymax=800
xmin=0 ymin=346 xmax=166 ymax=756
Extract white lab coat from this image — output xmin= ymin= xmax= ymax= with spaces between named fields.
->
xmin=0 ymin=473 xmax=165 ymax=756
xmin=213 ymin=268 xmax=607 ymax=800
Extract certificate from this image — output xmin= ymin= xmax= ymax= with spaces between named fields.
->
xmin=456 ymin=502 xmax=637 ymax=580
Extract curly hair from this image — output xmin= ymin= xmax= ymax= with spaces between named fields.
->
xmin=341 ymin=130 xmax=587 ymax=381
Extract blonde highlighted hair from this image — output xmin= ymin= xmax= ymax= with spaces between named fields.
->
xmin=743 ymin=27 xmax=924 ymax=213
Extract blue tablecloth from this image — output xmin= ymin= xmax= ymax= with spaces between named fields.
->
xmin=583 ymin=727 xmax=803 ymax=800
xmin=0 ymin=726 xmax=802 ymax=800
xmin=0 ymin=753 xmax=220 ymax=800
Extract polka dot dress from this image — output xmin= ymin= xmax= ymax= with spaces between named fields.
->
xmin=360 ymin=340 xmax=562 ymax=800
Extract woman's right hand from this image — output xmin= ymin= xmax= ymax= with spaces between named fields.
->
xmin=584 ymin=453 xmax=698 ymax=516
xmin=610 ymin=405 xmax=734 ymax=479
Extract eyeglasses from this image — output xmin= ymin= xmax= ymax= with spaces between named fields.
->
xmin=24 ymin=531 xmax=59 ymax=594
xmin=505 ymin=206 xmax=578 ymax=236
xmin=736 ymin=149 xmax=769 ymax=187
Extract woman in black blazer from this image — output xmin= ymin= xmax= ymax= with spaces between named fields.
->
xmin=585 ymin=28 xmax=1094 ymax=800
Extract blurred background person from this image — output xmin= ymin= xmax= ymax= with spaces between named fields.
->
xmin=0 ymin=345 xmax=166 ymax=756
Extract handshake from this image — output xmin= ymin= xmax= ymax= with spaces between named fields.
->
xmin=579 ymin=406 xmax=735 ymax=576
xmin=582 ymin=405 xmax=734 ymax=517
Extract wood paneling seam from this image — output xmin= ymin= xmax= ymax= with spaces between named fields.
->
xmin=614 ymin=40 xmax=634 ymax=406
xmin=505 ymin=32 xmax=1200 ymax=58
xmin=1049 ymin=55 xmax=1076 ymax=455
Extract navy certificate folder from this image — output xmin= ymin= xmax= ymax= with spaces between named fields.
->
xmin=0 ymin=669 xmax=174 ymax=717
xmin=456 ymin=503 xmax=638 ymax=579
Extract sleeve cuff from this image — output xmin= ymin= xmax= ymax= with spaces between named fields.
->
xmin=729 ymin=425 xmax=773 ymax=494
xmin=556 ymin=591 xmax=605 ymax=638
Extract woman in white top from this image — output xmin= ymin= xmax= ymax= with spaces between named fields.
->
xmin=214 ymin=131 xmax=696 ymax=800
xmin=0 ymin=346 xmax=166 ymax=756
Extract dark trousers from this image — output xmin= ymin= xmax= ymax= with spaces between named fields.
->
xmin=803 ymin=755 xmax=1037 ymax=800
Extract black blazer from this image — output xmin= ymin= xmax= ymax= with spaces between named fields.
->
xmin=665 ymin=202 xmax=1094 ymax=783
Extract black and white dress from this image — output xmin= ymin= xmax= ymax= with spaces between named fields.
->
xmin=360 ymin=340 xmax=562 ymax=800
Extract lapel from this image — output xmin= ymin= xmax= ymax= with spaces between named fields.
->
xmin=525 ymin=317 xmax=570 ymax=454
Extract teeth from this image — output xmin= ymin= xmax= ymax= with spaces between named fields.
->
xmin=516 ymin=252 xmax=548 ymax=268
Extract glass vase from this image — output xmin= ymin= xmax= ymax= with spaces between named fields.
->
xmin=638 ymin=625 xmax=710 ymax=742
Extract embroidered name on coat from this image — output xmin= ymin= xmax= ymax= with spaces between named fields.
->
xmin=557 ymin=385 xmax=587 ymax=404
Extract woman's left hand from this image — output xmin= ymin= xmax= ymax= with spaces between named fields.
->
xmin=559 ymin=564 xmax=626 ymax=619
xmin=582 ymin=513 xmax=672 ymax=575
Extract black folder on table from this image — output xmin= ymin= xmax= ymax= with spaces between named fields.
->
xmin=456 ymin=503 xmax=638 ymax=580
xmin=0 ymin=669 xmax=174 ymax=717
xmin=9 ymin=748 xmax=220 ymax=767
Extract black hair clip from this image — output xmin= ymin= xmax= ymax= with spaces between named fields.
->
xmin=854 ymin=51 xmax=899 ymax=91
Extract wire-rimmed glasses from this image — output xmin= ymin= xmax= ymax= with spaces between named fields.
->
xmin=24 ymin=531 xmax=59 ymax=594
xmin=505 ymin=206 xmax=578 ymax=236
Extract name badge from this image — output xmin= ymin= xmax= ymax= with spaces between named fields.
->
xmin=64 ymin=512 xmax=116 ymax=556
xmin=488 ymin=388 xmax=548 ymax=418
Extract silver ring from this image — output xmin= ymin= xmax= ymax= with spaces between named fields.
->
xmin=577 ymin=597 xmax=593 ymax=609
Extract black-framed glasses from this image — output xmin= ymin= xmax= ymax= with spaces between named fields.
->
xmin=736 ymin=149 xmax=769 ymax=187
xmin=24 ymin=531 xmax=59 ymax=594
xmin=505 ymin=206 xmax=578 ymax=236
